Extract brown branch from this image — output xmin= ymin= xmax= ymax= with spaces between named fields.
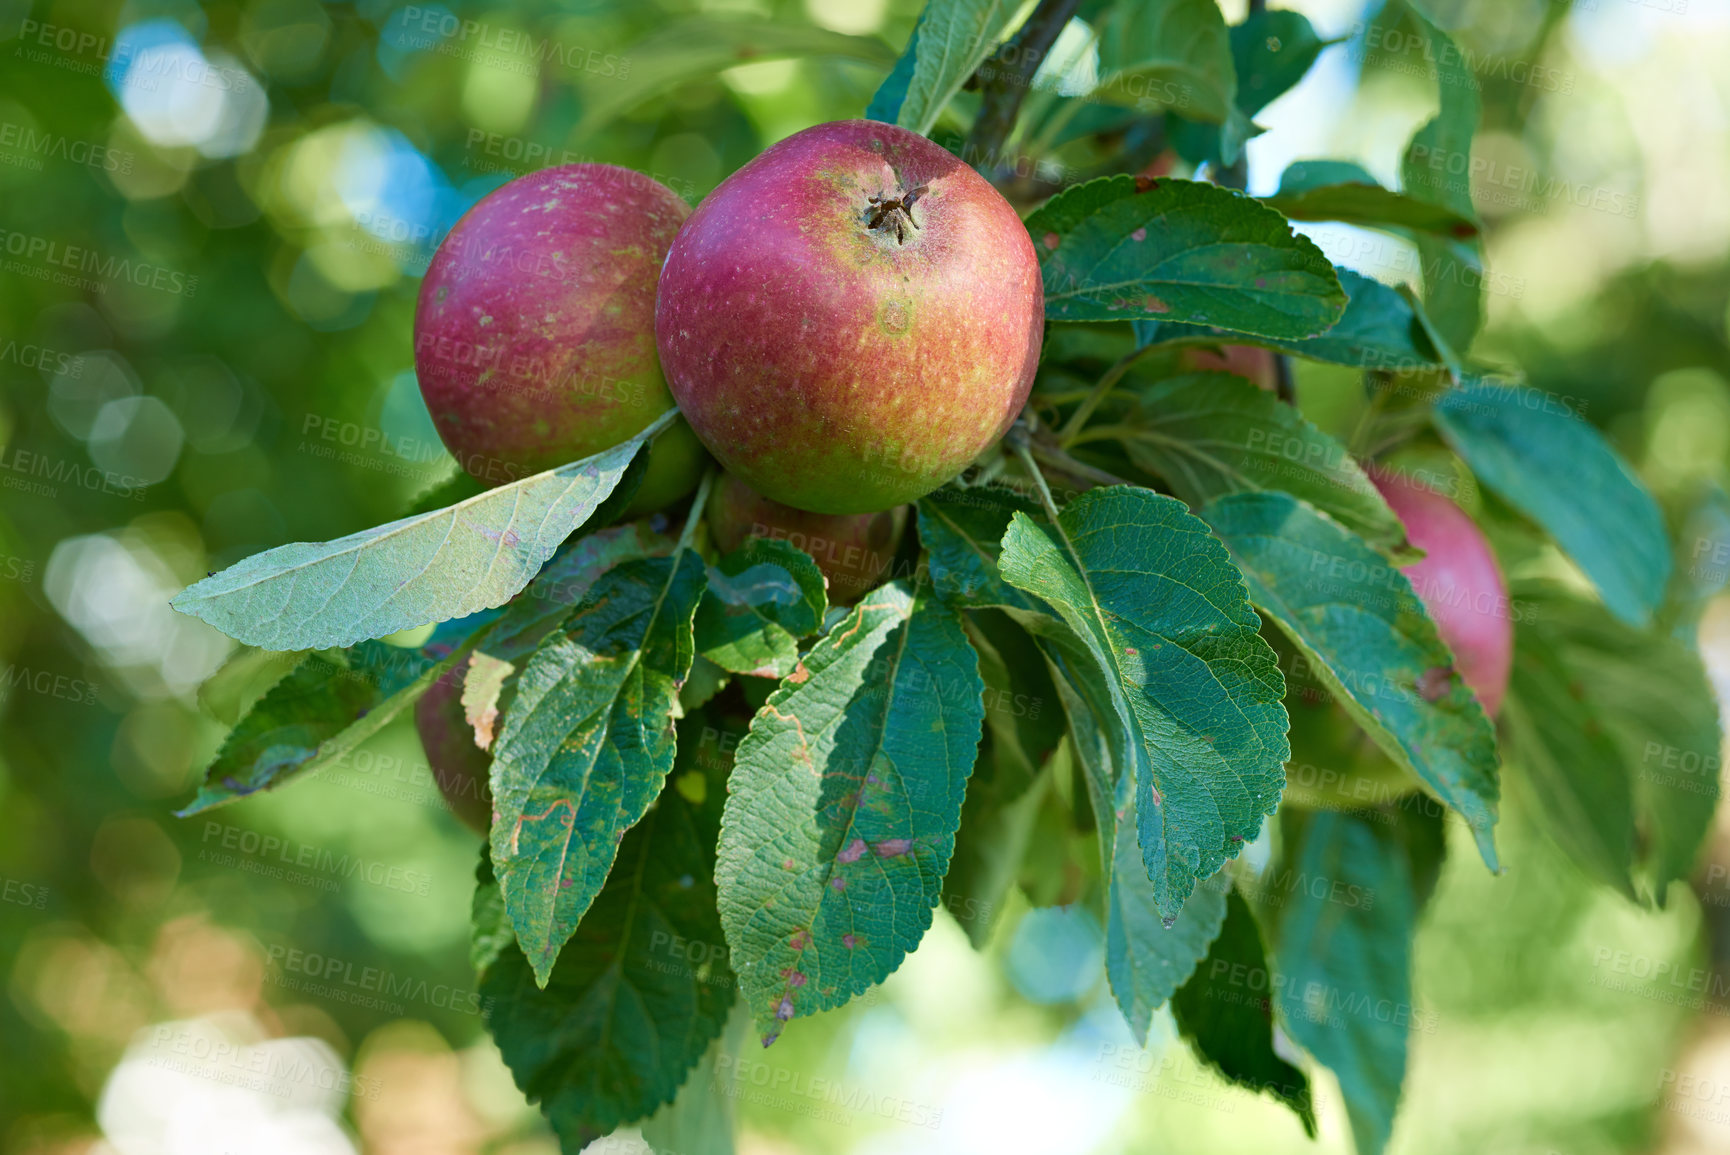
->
xmin=962 ymin=0 xmax=1083 ymax=169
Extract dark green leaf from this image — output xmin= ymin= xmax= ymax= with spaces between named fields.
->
xmin=1231 ymin=10 xmax=1327 ymax=117
xmin=1171 ymin=887 xmax=1316 ymax=1133
xmin=1204 ymin=491 xmax=1501 ymax=869
xmin=944 ymin=742 xmax=1052 ymax=948
xmin=173 ymin=433 xmax=650 ymax=651
xmin=1136 ymin=267 xmax=1438 ymax=374
xmin=1119 ymin=370 xmax=1410 ymax=555
xmin=1105 ymin=797 xmax=1230 ymax=1043
xmin=693 ymin=539 xmax=827 ymax=679
xmin=1502 ymin=626 xmax=1637 ymax=899
xmin=482 ymin=523 xmax=674 ymax=665
xmin=1094 ymin=0 xmax=1238 ymax=127
xmin=866 ymin=15 xmax=920 ymax=124
xmin=1433 ymin=378 xmax=1669 ymax=626
xmin=481 ymin=720 xmax=735 ymax=1147
xmin=1028 ymin=176 xmax=1346 ymax=337
xmin=1265 ymin=160 xmax=1478 ymax=238
xmin=997 ymin=485 xmax=1290 ymax=919
xmin=490 ymin=551 xmax=708 ymax=985
xmin=1271 ymin=808 xmax=1422 ymax=1155
xmin=916 ymin=482 xmax=1043 ymax=611
xmin=715 ymin=578 xmax=985 ymax=1043
xmin=1510 ymin=586 xmax=1721 ymax=900
xmin=473 ymin=847 xmax=513 ymax=975
xmin=179 ymin=640 xmax=455 ymax=815
xmin=893 ymin=0 xmax=1022 ymax=135
xmin=966 ymin=608 xmax=1066 ymax=797
xmin=1398 ymin=12 xmax=1484 ymax=353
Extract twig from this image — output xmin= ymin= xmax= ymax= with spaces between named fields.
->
xmin=1029 ymin=443 xmax=1131 ymax=488
xmin=963 ymin=0 xmax=1084 ymax=168
xmin=1274 ymin=353 xmax=1296 ymax=406
xmin=678 ymin=467 xmax=716 ymax=553
xmin=1058 ymin=349 xmax=1143 ymax=445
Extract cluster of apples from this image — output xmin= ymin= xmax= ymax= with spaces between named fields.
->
xmin=413 ymin=118 xmax=1042 ymax=603
xmin=408 ymin=118 xmax=1511 ymax=825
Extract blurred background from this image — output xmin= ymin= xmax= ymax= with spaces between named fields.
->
xmin=2 ymin=0 xmax=1730 ymax=1151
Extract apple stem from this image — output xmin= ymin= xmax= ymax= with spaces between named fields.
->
xmin=678 ymin=467 xmax=717 ymax=554
xmin=1058 ymin=350 xmax=1142 ymax=445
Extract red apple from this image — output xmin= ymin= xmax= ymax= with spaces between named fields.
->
xmin=414 ymin=658 xmax=492 ymax=833
xmin=655 ymin=120 xmax=1044 ymax=515
xmin=1370 ymin=468 xmax=1512 ymax=716
xmin=415 ymin=164 xmax=706 ymax=511
xmin=706 ymin=471 xmax=906 ymax=604
xmin=1181 ymin=344 xmax=1277 ymax=390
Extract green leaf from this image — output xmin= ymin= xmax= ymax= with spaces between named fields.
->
xmin=1265 ymin=160 xmax=1478 ymax=238
xmin=693 ymin=539 xmax=827 ymax=679
xmin=481 ymin=718 xmax=736 ymax=1147
xmin=966 ymin=608 xmax=1066 ymax=797
xmin=1502 ymin=627 xmax=1637 ymax=899
xmin=1136 ymin=267 xmax=1438 ymax=374
xmin=1231 ymin=9 xmax=1327 ymax=117
xmin=1398 ymin=12 xmax=1484 ymax=353
xmin=1094 ymin=0 xmax=1238 ymax=126
xmin=178 ymin=640 xmax=457 ymax=815
xmin=715 ymin=578 xmax=985 ymax=1043
xmin=997 ymin=485 xmax=1290 ymax=919
xmin=1171 ymin=886 xmax=1316 ymax=1133
xmin=639 ymin=1006 xmax=747 ymax=1155
xmin=1433 ymin=378 xmax=1670 ymax=626
xmin=1160 ymin=7 xmax=1329 ymax=166
xmin=1029 ymin=176 xmax=1346 ymax=338
xmin=1508 ymin=586 xmax=1721 ymax=899
xmin=482 ymin=523 xmax=674 ymax=665
xmin=943 ymin=741 xmax=1052 ymax=948
xmin=574 ymin=19 xmax=897 ymax=141
xmin=1105 ymin=800 xmax=1230 ymax=1043
xmin=916 ymin=483 xmax=1044 ymax=611
xmin=197 ymin=645 xmax=304 ymax=726
xmin=1271 ymin=808 xmax=1421 ymax=1155
xmin=472 ymin=847 xmax=513 ymax=975
xmin=1118 ymin=370 xmax=1410 ymax=555
xmin=866 ymin=14 xmax=921 ymax=124
xmin=490 ymin=551 xmax=708 ymax=985
xmin=893 ymin=0 xmax=1022 ymax=135
xmin=1204 ymin=491 xmax=1500 ymax=869
xmin=172 ymin=434 xmax=651 ymax=651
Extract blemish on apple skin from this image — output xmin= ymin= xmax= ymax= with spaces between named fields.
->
xmin=837 ymin=838 xmax=868 ymax=864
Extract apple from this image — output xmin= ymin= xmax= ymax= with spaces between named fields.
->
xmin=655 ymin=120 xmax=1044 ymax=515
xmin=415 ymin=163 xmax=706 ymax=512
xmin=1180 ymin=344 xmax=1277 ymax=390
xmin=706 ymin=471 xmax=906 ymax=604
xmin=414 ymin=658 xmax=492 ymax=833
xmin=1371 ymin=467 xmax=1512 ymax=716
